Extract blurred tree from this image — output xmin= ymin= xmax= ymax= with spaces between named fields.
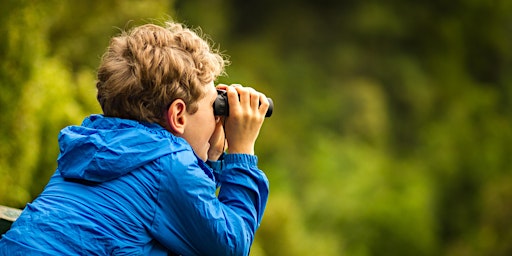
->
xmin=0 ymin=0 xmax=53 ymax=205
xmin=176 ymin=0 xmax=512 ymax=255
xmin=0 ymin=0 xmax=171 ymax=205
xmin=46 ymin=0 xmax=172 ymax=71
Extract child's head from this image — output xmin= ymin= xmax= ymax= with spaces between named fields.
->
xmin=96 ymin=21 xmax=227 ymax=127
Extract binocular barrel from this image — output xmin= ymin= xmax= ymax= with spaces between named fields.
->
xmin=213 ymin=90 xmax=273 ymax=117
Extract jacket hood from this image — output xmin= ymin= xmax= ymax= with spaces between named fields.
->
xmin=57 ymin=114 xmax=185 ymax=183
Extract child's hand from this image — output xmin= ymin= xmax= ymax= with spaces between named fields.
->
xmin=207 ymin=117 xmax=227 ymax=161
xmin=219 ymin=84 xmax=269 ymax=155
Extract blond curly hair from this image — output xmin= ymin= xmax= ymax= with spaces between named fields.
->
xmin=96 ymin=21 xmax=227 ymax=127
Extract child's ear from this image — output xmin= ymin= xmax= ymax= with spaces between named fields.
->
xmin=166 ymin=99 xmax=187 ymax=135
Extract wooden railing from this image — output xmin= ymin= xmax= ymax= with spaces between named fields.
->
xmin=0 ymin=205 xmax=22 ymax=235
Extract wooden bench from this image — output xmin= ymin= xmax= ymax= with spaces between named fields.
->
xmin=0 ymin=205 xmax=22 ymax=235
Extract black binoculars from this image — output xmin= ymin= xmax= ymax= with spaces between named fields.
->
xmin=213 ymin=90 xmax=273 ymax=117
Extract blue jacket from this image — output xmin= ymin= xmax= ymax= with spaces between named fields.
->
xmin=0 ymin=115 xmax=269 ymax=255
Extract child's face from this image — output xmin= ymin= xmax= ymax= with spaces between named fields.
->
xmin=182 ymin=82 xmax=219 ymax=161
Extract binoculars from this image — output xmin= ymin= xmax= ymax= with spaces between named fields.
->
xmin=213 ymin=90 xmax=273 ymax=117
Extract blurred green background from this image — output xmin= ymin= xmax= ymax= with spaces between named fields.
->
xmin=1 ymin=0 xmax=512 ymax=255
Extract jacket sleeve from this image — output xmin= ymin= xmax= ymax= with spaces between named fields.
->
xmin=206 ymin=153 xmax=224 ymax=188
xmin=150 ymin=151 xmax=269 ymax=256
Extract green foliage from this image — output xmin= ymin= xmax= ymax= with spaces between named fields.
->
xmin=0 ymin=0 xmax=52 ymax=205
xmin=45 ymin=0 xmax=173 ymax=71
xmin=303 ymin=136 xmax=437 ymax=255
xmin=1 ymin=0 xmax=512 ymax=255
xmin=0 ymin=0 xmax=169 ymax=205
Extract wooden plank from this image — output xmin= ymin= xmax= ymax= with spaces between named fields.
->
xmin=0 ymin=205 xmax=22 ymax=235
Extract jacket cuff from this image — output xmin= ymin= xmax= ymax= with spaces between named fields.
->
xmin=223 ymin=154 xmax=258 ymax=166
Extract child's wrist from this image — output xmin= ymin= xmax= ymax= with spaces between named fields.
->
xmin=227 ymin=145 xmax=254 ymax=155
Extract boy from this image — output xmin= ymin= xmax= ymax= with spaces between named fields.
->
xmin=0 ymin=21 xmax=270 ymax=255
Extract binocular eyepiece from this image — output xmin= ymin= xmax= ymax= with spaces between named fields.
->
xmin=213 ymin=90 xmax=273 ymax=117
